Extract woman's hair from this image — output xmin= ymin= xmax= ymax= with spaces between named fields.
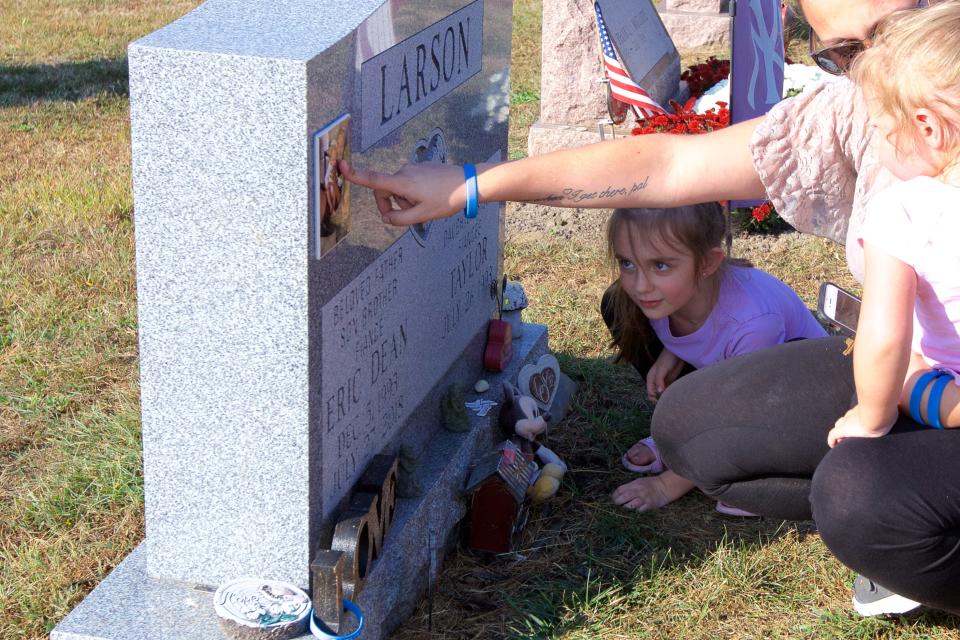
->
xmin=605 ymin=203 xmax=750 ymax=366
xmin=850 ymin=0 xmax=960 ymax=152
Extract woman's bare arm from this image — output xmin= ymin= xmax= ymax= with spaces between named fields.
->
xmin=341 ymin=116 xmax=767 ymax=226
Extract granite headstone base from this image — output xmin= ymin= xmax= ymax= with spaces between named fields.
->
xmin=52 ymin=325 xmax=553 ymax=640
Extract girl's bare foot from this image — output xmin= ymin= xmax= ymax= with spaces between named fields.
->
xmin=611 ymin=470 xmax=696 ymax=512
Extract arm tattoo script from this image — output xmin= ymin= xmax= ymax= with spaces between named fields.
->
xmin=525 ymin=177 xmax=650 ymax=205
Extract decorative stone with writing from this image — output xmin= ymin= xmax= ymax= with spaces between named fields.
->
xmin=213 ymin=579 xmax=311 ymax=640
xmin=517 ymin=354 xmax=561 ymax=413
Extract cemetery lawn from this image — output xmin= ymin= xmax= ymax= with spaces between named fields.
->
xmin=0 ymin=1 xmax=957 ymax=639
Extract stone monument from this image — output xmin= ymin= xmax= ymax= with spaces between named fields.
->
xmin=51 ymin=1 xmax=556 ymax=638
xmin=658 ymin=0 xmax=731 ymax=52
xmin=527 ymin=0 xmax=690 ymax=157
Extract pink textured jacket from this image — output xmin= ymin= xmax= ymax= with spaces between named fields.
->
xmin=749 ymin=76 xmax=894 ymax=283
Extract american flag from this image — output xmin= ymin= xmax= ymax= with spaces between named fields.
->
xmin=594 ymin=2 xmax=667 ymax=120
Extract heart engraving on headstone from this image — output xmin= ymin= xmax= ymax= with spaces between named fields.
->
xmin=517 ymin=354 xmax=560 ymax=411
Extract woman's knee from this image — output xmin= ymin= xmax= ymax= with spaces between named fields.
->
xmin=650 ymin=375 xmax=725 ymax=484
xmin=650 ymin=377 xmax=696 ymax=454
xmin=811 ymin=441 xmax=889 ymax=552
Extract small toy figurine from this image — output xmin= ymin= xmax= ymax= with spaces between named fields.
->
xmin=501 ymin=280 xmax=528 ymax=339
xmin=396 ymin=445 xmax=422 ymax=498
xmin=463 ymin=384 xmax=569 ymax=554
xmin=463 ymin=440 xmax=537 ymax=554
xmin=498 ymin=382 xmax=568 ymax=503
xmin=441 ymin=384 xmax=470 ymax=432
xmin=499 ymin=381 xmax=548 ymax=440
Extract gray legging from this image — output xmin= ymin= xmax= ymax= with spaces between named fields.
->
xmin=601 ymin=288 xmax=960 ymax=614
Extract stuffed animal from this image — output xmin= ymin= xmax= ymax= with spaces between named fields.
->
xmin=498 ymin=382 xmax=567 ymax=502
xmin=499 ymin=382 xmax=549 ymax=440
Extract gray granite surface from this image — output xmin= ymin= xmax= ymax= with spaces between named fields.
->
xmin=126 ymin=0 xmax=513 ymax=591
xmin=133 ymin=0 xmax=388 ymax=60
xmin=52 ymin=326 xmax=552 ymax=640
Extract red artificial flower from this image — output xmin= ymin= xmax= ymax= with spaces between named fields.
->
xmin=632 ymin=64 xmax=730 ymax=138
xmin=751 ymin=202 xmax=773 ymax=222
xmin=680 ymin=57 xmax=731 ymax=99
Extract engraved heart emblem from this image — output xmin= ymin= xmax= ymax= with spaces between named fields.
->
xmin=517 ymin=354 xmax=560 ymax=412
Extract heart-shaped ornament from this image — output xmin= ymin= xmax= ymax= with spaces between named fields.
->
xmin=517 ymin=354 xmax=560 ymax=412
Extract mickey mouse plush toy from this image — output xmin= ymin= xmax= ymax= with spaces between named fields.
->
xmin=499 ymin=383 xmax=567 ymax=503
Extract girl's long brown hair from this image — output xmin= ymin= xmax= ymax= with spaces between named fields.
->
xmin=605 ymin=203 xmax=751 ymax=366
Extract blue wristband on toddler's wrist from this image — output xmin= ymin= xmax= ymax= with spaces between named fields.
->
xmin=463 ymin=163 xmax=478 ymax=219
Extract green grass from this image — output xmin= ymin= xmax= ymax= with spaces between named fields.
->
xmin=507 ymin=0 xmax=541 ymax=160
xmin=2 ymin=1 xmax=960 ymax=640
xmin=0 ymin=2 xmax=193 ymax=637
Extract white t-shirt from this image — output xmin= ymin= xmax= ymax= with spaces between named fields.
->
xmin=861 ymin=176 xmax=960 ymax=382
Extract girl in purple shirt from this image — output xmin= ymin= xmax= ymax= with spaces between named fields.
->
xmin=605 ymin=203 xmax=826 ymax=512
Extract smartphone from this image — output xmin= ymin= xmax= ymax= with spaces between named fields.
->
xmin=818 ymin=282 xmax=861 ymax=337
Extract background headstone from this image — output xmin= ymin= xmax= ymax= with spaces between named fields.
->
xmin=51 ymin=1 xmax=557 ymax=639
xmin=658 ymin=0 xmax=731 ymax=51
xmin=528 ymin=0 xmax=689 ymax=156
xmin=596 ymin=0 xmax=680 ymax=110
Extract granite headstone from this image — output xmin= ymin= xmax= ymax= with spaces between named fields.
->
xmin=50 ymin=1 xmax=556 ymax=639
xmin=658 ymin=0 xmax=731 ymax=51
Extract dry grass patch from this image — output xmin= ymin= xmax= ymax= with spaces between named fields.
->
xmin=0 ymin=0 xmax=198 ymax=63
xmin=735 ymin=231 xmax=861 ymax=305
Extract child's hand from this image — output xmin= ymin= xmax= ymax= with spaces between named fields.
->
xmin=827 ymin=405 xmax=894 ymax=447
xmin=646 ymin=350 xmax=685 ymax=402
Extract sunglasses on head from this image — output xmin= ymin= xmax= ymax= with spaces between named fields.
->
xmin=807 ymin=0 xmax=929 ymax=76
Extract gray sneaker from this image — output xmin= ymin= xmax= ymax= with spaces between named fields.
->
xmin=852 ymin=575 xmax=922 ymax=617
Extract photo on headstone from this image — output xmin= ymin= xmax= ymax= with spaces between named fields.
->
xmin=313 ymin=113 xmax=352 ymax=259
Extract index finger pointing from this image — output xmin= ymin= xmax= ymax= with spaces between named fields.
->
xmin=340 ymin=160 xmax=397 ymax=191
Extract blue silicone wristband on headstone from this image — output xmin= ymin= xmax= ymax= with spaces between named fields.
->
xmin=309 ymin=599 xmax=365 ymax=640
xmin=463 ymin=163 xmax=479 ymax=219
